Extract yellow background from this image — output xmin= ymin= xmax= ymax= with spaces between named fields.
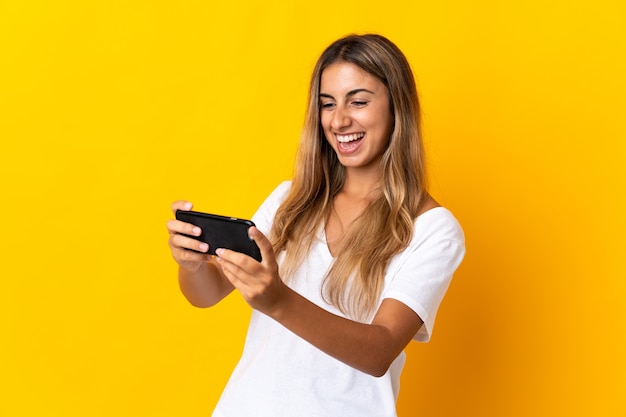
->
xmin=1 ymin=1 xmax=624 ymax=416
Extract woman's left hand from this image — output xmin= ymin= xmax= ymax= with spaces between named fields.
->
xmin=217 ymin=227 xmax=422 ymax=377
xmin=215 ymin=227 xmax=287 ymax=316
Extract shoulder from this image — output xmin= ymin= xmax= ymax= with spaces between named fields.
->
xmin=397 ymin=206 xmax=466 ymax=268
xmin=274 ymin=180 xmax=292 ymax=195
xmin=388 ymin=206 xmax=465 ymax=275
xmin=265 ymin=180 xmax=292 ymax=206
xmin=413 ymin=207 xmax=464 ymax=244
xmin=412 ymin=195 xmax=463 ymax=239
xmin=252 ymin=181 xmax=293 ymax=233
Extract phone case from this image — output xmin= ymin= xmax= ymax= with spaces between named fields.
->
xmin=175 ymin=210 xmax=262 ymax=261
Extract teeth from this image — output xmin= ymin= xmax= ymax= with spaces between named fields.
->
xmin=337 ymin=133 xmax=365 ymax=143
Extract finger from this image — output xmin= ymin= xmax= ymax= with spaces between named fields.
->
xmin=174 ymin=245 xmax=211 ymax=263
xmin=171 ymin=200 xmax=193 ymax=214
xmin=170 ymin=233 xmax=209 ymax=253
xmin=216 ymin=248 xmax=254 ymax=271
xmin=166 ymin=218 xmax=202 ymax=237
xmin=248 ymin=227 xmax=276 ymax=266
xmin=215 ymin=252 xmax=252 ymax=288
xmin=216 ymin=248 xmax=261 ymax=282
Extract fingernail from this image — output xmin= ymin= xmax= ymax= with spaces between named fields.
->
xmin=192 ymin=227 xmax=201 ymax=235
xmin=184 ymin=202 xmax=192 ymax=210
xmin=199 ymin=243 xmax=208 ymax=252
xmin=216 ymin=249 xmax=223 ymax=257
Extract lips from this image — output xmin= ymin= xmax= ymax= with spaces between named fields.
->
xmin=336 ymin=132 xmax=364 ymax=153
xmin=337 ymin=132 xmax=365 ymax=143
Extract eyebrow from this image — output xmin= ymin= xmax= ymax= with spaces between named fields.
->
xmin=319 ymin=88 xmax=375 ymax=99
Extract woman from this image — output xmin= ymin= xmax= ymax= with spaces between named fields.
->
xmin=167 ymin=34 xmax=465 ymax=417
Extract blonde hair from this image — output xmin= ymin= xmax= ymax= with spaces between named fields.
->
xmin=270 ymin=34 xmax=427 ymax=320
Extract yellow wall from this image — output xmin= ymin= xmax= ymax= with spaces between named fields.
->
xmin=1 ymin=1 xmax=624 ymax=416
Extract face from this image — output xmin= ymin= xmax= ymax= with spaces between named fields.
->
xmin=319 ymin=62 xmax=394 ymax=173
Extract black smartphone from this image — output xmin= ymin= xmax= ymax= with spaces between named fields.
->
xmin=175 ymin=210 xmax=262 ymax=261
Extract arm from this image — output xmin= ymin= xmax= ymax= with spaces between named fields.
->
xmin=269 ymin=289 xmax=422 ymax=377
xmin=215 ymin=227 xmax=422 ymax=377
xmin=177 ymin=260 xmax=234 ymax=308
xmin=167 ymin=201 xmax=234 ymax=307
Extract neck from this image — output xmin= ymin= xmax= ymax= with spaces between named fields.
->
xmin=341 ymin=167 xmax=382 ymax=199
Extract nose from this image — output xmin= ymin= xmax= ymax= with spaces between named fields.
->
xmin=330 ymin=104 xmax=351 ymax=130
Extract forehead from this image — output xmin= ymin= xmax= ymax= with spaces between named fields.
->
xmin=320 ymin=62 xmax=385 ymax=94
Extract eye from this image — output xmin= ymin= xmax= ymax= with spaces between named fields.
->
xmin=351 ymin=100 xmax=368 ymax=107
xmin=320 ymin=101 xmax=335 ymax=110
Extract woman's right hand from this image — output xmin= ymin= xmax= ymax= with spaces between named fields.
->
xmin=167 ymin=200 xmax=212 ymax=272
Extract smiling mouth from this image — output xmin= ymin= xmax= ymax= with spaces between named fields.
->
xmin=336 ymin=132 xmax=364 ymax=152
xmin=337 ymin=132 xmax=365 ymax=143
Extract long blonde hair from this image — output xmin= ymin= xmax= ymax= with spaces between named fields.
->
xmin=270 ymin=34 xmax=427 ymax=320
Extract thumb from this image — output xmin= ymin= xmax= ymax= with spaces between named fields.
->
xmin=248 ymin=227 xmax=275 ymax=264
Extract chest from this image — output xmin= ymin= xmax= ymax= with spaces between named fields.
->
xmin=324 ymin=195 xmax=371 ymax=256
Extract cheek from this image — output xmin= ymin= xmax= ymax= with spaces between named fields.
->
xmin=385 ymin=115 xmax=395 ymax=137
xmin=374 ymin=109 xmax=394 ymax=137
xmin=320 ymin=115 xmax=333 ymax=140
xmin=320 ymin=112 xmax=331 ymax=130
